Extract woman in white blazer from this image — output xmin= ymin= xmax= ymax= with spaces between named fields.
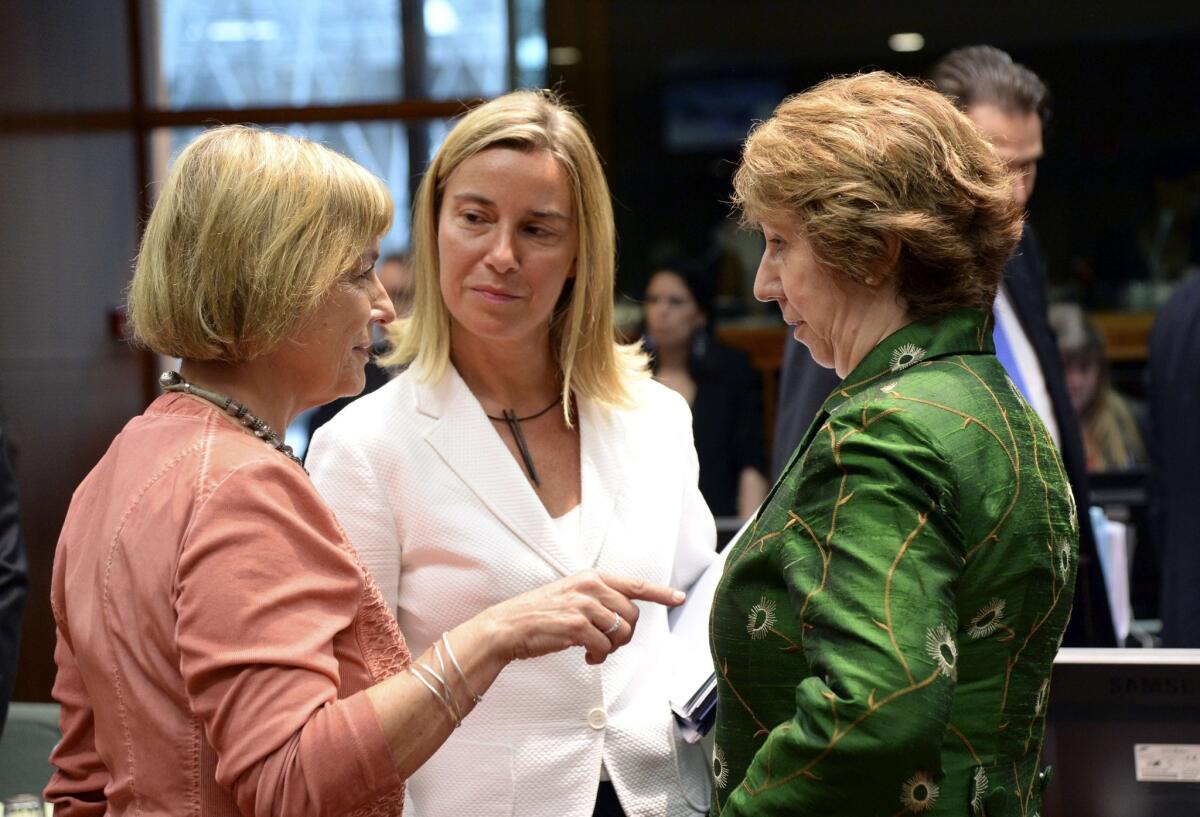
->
xmin=307 ymin=90 xmax=716 ymax=817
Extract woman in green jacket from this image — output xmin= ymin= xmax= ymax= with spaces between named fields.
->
xmin=709 ymin=72 xmax=1077 ymax=816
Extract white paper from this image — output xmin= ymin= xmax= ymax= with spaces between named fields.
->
xmin=1090 ymin=505 xmax=1132 ymax=645
xmin=667 ymin=519 xmax=749 ymax=712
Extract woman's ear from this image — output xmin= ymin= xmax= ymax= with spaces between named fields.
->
xmin=865 ymin=233 xmax=902 ymax=286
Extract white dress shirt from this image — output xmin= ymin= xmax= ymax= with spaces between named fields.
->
xmin=995 ymin=284 xmax=1061 ymax=448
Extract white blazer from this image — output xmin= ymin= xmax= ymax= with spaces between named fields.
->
xmin=307 ymin=365 xmax=717 ymax=817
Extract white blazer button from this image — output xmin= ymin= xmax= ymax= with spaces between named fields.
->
xmin=587 ymin=707 xmax=608 ymax=730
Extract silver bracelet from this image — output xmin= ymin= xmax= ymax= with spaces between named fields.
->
xmin=442 ymin=631 xmax=484 ymax=704
xmin=410 ymin=662 xmax=462 ymax=728
xmin=431 ymin=643 xmax=466 ymax=723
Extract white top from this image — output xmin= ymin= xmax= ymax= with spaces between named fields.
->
xmin=995 ymin=284 xmax=1061 ymax=448
xmin=307 ymin=365 xmax=717 ymax=817
xmin=551 ymin=504 xmax=583 ymax=551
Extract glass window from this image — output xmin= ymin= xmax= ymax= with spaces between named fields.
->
xmin=155 ymin=122 xmax=413 ymax=251
xmin=421 ymin=0 xmax=508 ymax=98
xmin=156 ymin=0 xmax=403 ymax=109
xmin=512 ymin=0 xmax=547 ymax=89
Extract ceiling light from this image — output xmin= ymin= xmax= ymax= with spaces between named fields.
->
xmin=548 ymin=46 xmax=582 ymax=66
xmin=888 ymin=32 xmax=925 ymax=53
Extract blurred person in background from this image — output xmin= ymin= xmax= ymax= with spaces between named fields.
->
xmin=711 ymin=71 xmax=1077 ymax=817
xmin=1049 ymin=303 xmax=1147 ymax=472
xmin=0 ymin=412 xmax=29 ymax=740
xmin=771 ymin=44 xmax=1115 ymax=647
xmin=643 ymin=260 xmax=768 ymax=520
xmin=307 ymin=90 xmax=716 ymax=817
xmin=1149 ymin=270 xmax=1200 ymax=647
xmin=45 ymin=124 xmax=683 ymax=817
xmin=378 ymin=251 xmax=416 ymax=320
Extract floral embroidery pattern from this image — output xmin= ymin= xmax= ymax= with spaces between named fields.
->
xmin=970 ymin=767 xmax=989 ymax=813
xmin=925 ymin=623 xmax=958 ymax=680
xmin=712 ymin=744 xmax=729 ymax=789
xmin=899 ymin=771 xmax=940 ymax=812
xmin=966 ymin=598 xmax=1006 ymax=639
xmin=889 ymin=343 xmax=927 ymax=372
xmin=879 ymin=380 xmax=900 ymax=394
xmin=746 ymin=597 xmax=777 ymax=640
xmin=1056 ymin=538 xmax=1072 ymax=577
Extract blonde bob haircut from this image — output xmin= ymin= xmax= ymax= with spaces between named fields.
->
xmin=382 ymin=89 xmax=647 ymax=413
xmin=128 ymin=125 xmax=392 ymax=361
xmin=733 ymin=71 xmax=1022 ymax=321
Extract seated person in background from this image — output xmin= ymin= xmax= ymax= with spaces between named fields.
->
xmin=378 ymin=251 xmax=416 ymax=319
xmin=710 ymin=72 xmax=1077 ymax=816
xmin=1049 ymin=303 xmax=1147 ymax=472
xmin=643 ymin=261 xmax=768 ymax=519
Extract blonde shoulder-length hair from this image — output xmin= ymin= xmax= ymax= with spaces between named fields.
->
xmin=382 ymin=89 xmax=647 ymax=414
xmin=128 ymin=125 xmax=392 ymax=361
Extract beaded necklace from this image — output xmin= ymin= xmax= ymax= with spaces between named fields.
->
xmin=160 ymin=371 xmax=304 ymax=468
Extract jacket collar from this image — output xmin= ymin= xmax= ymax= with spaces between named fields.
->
xmin=821 ymin=307 xmax=994 ymax=415
xmin=770 ymin=307 xmax=994 ymax=489
xmin=415 ymin=364 xmax=622 ymax=576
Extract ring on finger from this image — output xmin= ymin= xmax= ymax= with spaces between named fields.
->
xmin=603 ymin=611 xmax=622 ymax=635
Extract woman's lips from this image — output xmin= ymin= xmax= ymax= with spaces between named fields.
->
xmin=473 ymin=286 xmax=518 ymax=304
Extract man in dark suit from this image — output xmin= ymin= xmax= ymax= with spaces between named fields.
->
xmin=1148 ymin=272 xmax=1200 ymax=647
xmin=0 ymin=417 xmax=29 ymax=738
xmin=772 ymin=46 xmax=1116 ymax=647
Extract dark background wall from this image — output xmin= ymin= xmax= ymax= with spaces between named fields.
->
xmin=1 ymin=2 xmax=147 ymax=703
xmin=550 ymin=1 xmax=1200 ymax=307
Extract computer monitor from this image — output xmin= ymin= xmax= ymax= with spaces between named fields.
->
xmin=1041 ymin=648 xmax=1200 ymax=817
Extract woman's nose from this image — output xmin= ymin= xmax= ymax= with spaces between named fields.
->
xmin=752 ymin=257 xmax=779 ymax=303
xmin=485 ymin=230 xmax=518 ymax=274
xmin=371 ymin=273 xmax=397 ymax=324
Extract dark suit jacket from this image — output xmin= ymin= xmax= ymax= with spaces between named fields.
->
xmin=1148 ymin=272 xmax=1200 ymax=647
xmin=0 ymin=424 xmax=29 ymax=738
xmin=771 ymin=227 xmax=1116 ymax=647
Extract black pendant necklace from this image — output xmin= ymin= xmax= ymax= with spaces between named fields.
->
xmin=159 ymin=371 xmax=304 ymax=469
xmin=485 ymin=395 xmax=563 ymax=487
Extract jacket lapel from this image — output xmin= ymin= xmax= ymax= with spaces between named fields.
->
xmin=419 ymin=366 xmax=574 ymax=577
xmin=577 ymin=397 xmax=623 ymax=570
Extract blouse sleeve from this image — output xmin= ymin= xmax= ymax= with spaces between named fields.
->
xmin=720 ymin=410 xmax=963 ymax=816
xmin=307 ymin=421 xmax=402 ymax=613
xmin=44 ymin=618 xmax=109 ymax=816
xmin=174 ymin=459 xmax=400 ymax=817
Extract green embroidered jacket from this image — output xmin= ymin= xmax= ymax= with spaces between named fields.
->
xmin=709 ymin=308 xmax=1077 ymax=816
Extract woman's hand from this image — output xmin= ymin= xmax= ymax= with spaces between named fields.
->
xmin=480 ymin=569 xmax=686 ymax=666
xmin=367 ymin=570 xmax=685 ymax=776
